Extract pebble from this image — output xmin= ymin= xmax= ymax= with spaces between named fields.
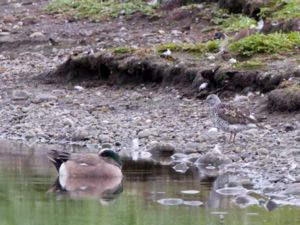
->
xmin=98 ymin=134 xmax=110 ymax=143
xmin=138 ymin=129 xmax=157 ymax=138
xmin=12 ymin=90 xmax=31 ymax=100
xmin=63 ymin=118 xmax=74 ymax=127
xmin=30 ymin=31 xmax=44 ymax=38
xmin=257 ymin=148 xmax=269 ymax=155
xmin=31 ymin=93 xmax=57 ymax=103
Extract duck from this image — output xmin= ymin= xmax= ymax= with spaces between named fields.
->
xmin=47 ymin=149 xmax=123 ymax=178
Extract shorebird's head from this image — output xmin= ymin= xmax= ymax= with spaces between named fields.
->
xmin=206 ymin=94 xmax=221 ymax=107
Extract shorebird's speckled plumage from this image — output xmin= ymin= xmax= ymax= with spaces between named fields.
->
xmin=206 ymin=94 xmax=258 ymax=142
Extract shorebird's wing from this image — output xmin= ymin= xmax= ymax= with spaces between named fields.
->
xmin=217 ymin=103 xmax=257 ymax=125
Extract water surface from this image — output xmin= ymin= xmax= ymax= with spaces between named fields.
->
xmin=0 ymin=141 xmax=299 ymax=225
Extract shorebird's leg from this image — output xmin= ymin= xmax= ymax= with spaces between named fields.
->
xmin=233 ymin=133 xmax=237 ymax=143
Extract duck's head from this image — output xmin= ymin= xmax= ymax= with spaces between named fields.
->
xmin=99 ymin=149 xmax=122 ymax=168
xmin=206 ymin=94 xmax=221 ymax=107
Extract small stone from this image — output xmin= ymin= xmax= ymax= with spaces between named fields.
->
xmin=257 ymin=148 xmax=269 ymax=155
xmin=148 ymin=142 xmax=175 ymax=156
xmin=51 ymin=89 xmax=66 ymax=96
xmin=138 ymin=129 xmax=156 ymax=138
xmin=74 ymin=85 xmax=84 ymax=91
xmin=295 ymin=136 xmax=300 ymax=142
xmin=21 ymin=107 xmax=30 ymax=113
xmin=284 ymin=124 xmax=295 ymax=132
xmin=30 ymin=31 xmax=44 ymax=38
xmin=3 ymin=15 xmax=17 ymax=23
xmin=12 ymin=90 xmax=30 ymax=100
xmin=63 ymin=118 xmax=74 ymax=127
xmin=0 ymin=32 xmax=10 ymax=36
xmin=99 ymin=134 xmax=110 ymax=143
xmin=102 ymin=143 xmax=112 ymax=149
xmin=31 ymin=93 xmax=57 ymax=103
xmin=173 ymin=162 xmax=189 ymax=173
xmin=284 ymin=183 xmax=300 ymax=195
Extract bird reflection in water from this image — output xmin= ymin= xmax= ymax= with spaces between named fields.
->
xmin=48 ymin=176 xmax=123 ymax=204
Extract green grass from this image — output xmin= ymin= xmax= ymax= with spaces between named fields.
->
xmin=259 ymin=0 xmax=300 ymax=20
xmin=156 ymin=41 xmax=220 ymax=54
xmin=229 ymin=32 xmax=300 ymax=56
xmin=111 ymin=46 xmax=136 ymax=54
xmin=46 ymin=0 xmax=157 ymax=20
xmin=213 ymin=13 xmax=257 ymax=32
xmin=234 ymin=59 xmax=265 ymax=69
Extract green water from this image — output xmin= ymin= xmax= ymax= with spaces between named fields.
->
xmin=0 ymin=149 xmax=300 ymax=225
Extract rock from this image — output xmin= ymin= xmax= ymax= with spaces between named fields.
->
xmin=30 ymin=31 xmax=44 ymax=38
xmin=218 ymin=0 xmax=244 ymax=14
xmin=12 ymin=90 xmax=31 ymax=100
xmin=284 ymin=183 xmax=300 ymax=195
xmin=148 ymin=142 xmax=175 ymax=156
xmin=51 ymin=89 xmax=66 ymax=96
xmin=257 ymin=147 xmax=269 ymax=155
xmin=31 ymin=93 xmax=57 ymax=104
xmin=268 ymin=84 xmax=300 ymax=111
xmin=284 ymin=124 xmax=295 ymax=132
xmin=102 ymin=143 xmax=112 ymax=149
xmin=262 ymin=18 xmax=300 ymax=34
xmin=3 ymin=15 xmax=17 ymax=23
xmin=63 ymin=118 xmax=74 ymax=127
xmin=72 ymin=128 xmax=90 ymax=141
xmin=172 ymin=162 xmax=189 ymax=173
xmin=98 ymin=134 xmax=110 ymax=143
xmin=0 ymin=32 xmax=10 ymax=36
xmin=138 ymin=129 xmax=157 ymax=138
xmin=295 ymin=136 xmax=300 ymax=142
xmin=21 ymin=107 xmax=30 ymax=113
xmin=218 ymin=0 xmax=271 ymax=17
xmin=234 ymin=195 xmax=259 ymax=208
xmin=195 ymin=151 xmax=231 ymax=167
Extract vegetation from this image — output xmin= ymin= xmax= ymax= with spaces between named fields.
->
xmin=212 ymin=13 xmax=257 ymax=32
xmin=229 ymin=32 xmax=300 ymax=57
xmin=156 ymin=41 xmax=220 ymax=54
xmin=46 ymin=0 xmax=157 ymax=20
xmin=259 ymin=0 xmax=300 ymax=20
xmin=112 ymin=46 xmax=136 ymax=54
xmin=234 ymin=59 xmax=265 ymax=69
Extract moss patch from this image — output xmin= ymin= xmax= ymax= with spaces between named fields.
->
xmin=234 ymin=59 xmax=265 ymax=69
xmin=229 ymin=32 xmax=300 ymax=57
xmin=111 ymin=46 xmax=136 ymax=54
xmin=156 ymin=41 xmax=220 ymax=54
xmin=46 ymin=0 xmax=157 ymax=20
xmin=260 ymin=0 xmax=300 ymax=20
xmin=213 ymin=13 xmax=257 ymax=32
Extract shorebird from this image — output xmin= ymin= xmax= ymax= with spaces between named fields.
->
xmin=206 ymin=94 xmax=260 ymax=143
